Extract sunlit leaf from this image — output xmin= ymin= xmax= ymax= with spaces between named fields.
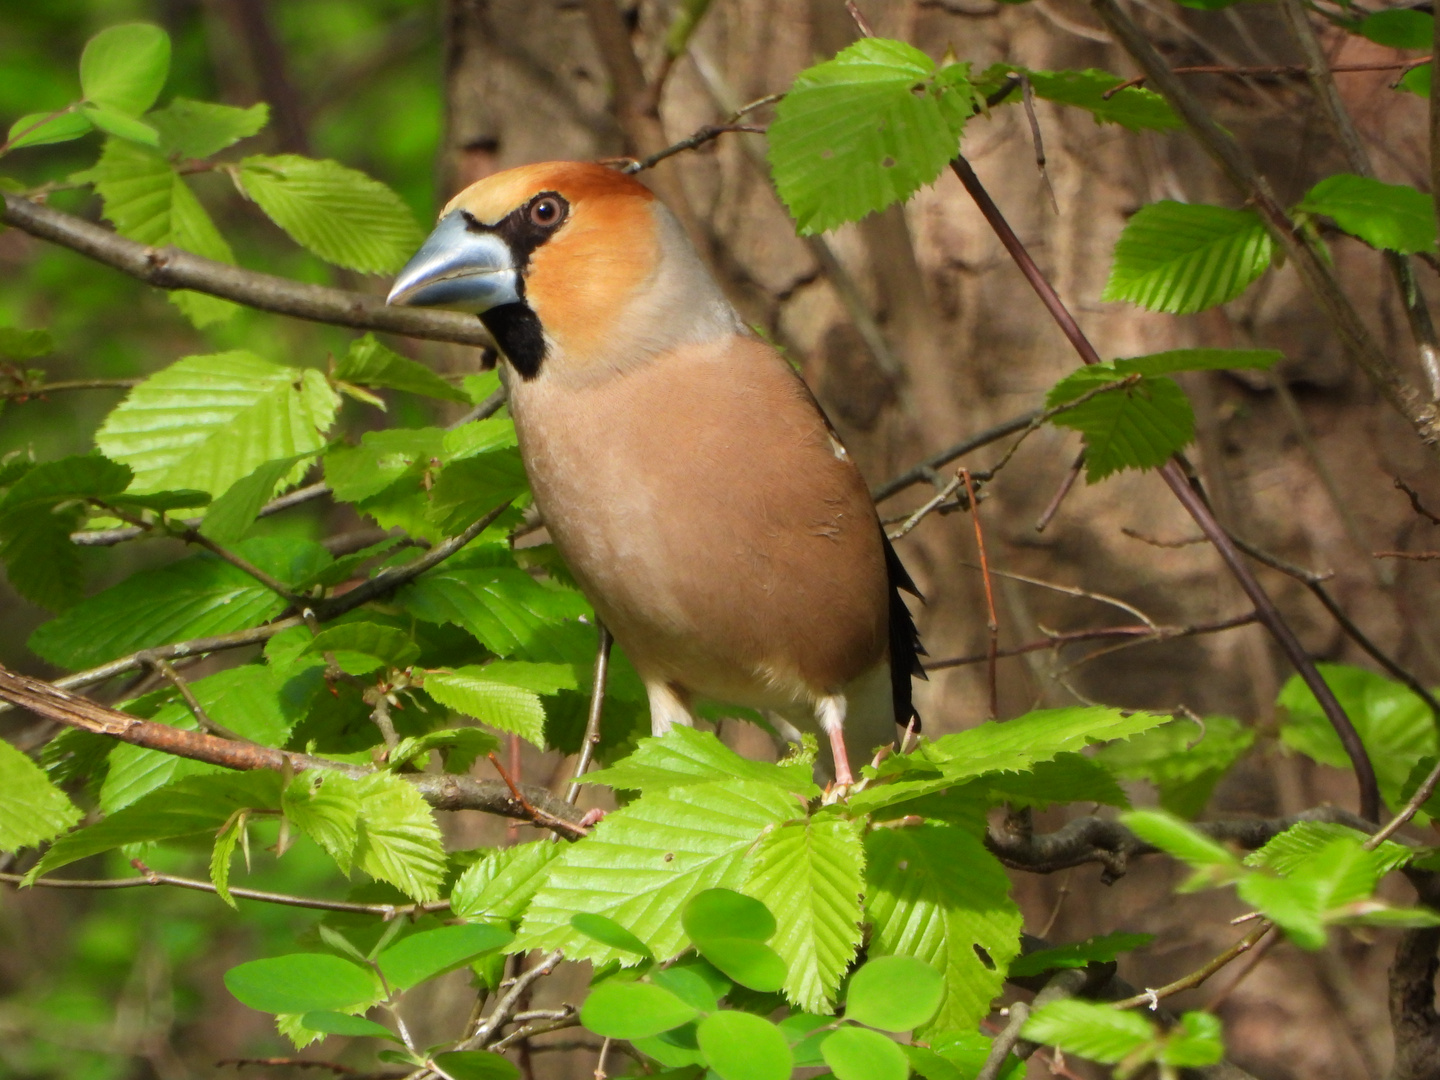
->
xmin=80 ymin=23 xmax=170 ymax=116
xmin=0 ymin=738 xmax=82 ymax=853
xmin=225 ymin=953 xmax=382 ymax=1015
xmin=1300 ymin=173 xmax=1437 ymax=254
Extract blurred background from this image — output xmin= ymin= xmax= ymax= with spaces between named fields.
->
xmin=2 ymin=0 xmax=1438 ymax=1076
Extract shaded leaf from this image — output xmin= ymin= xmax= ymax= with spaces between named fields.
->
xmin=1012 ymin=67 xmax=1180 ymax=131
xmin=580 ymin=982 xmax=698 ymax=1040
xmin=697 ymin=1011 xmax=792 ymax=1080
xmin=225 ymin=953 xmax=383 ymax=1015
xmin=301 ymin=622 xmax=421 ymax=675
xmin=1008 ymin=931 xmax=1153 ymax=978
xmin=299 ymin=1012 xmax=401 ymax=1042
xmin=846 ymin=955 xmax=944 ymax=1031
xmin=334 ymin=334 xmax=469 ymax=404
xmin=200 ymin=452 xmax=316 ymax=543
xmin=821 ymin=1026 xmax=909 ymax=1080
xmin=1022 ymin=999 xmax=1154 ymax=1063
xmin=151 ymin=98 xmax=268 ymax=159
xmin=1095 ymin=715 xmax=1254 ymax=819
xmin=1120 ymin=810 xmax=1243 ymax=892
xmin=376 ymin=924 xmax=515 ymax=990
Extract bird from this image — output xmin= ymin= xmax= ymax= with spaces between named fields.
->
xmin=387 ymin=161 xmax=923 ymax=786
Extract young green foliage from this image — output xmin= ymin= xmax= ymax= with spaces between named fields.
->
xmin=1299 ymin=174 xmax=1437 ymax=255
xmin=768 ymin=39 xmax=974 ymax=234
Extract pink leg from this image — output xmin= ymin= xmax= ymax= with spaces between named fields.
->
xmin=817 ymin=696 xmax=854 ymax=787
xmin=578 ymin=807 xmax=608 ymax=828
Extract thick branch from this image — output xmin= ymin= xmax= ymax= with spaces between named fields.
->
xmin=1390 ymin=927 xmax=1440 ymax=1080
xmin=0 ymin=194 xmax=494 ymax=348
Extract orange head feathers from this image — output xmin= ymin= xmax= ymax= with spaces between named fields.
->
xmin=389 ymin=162 xmax=734 ymax=381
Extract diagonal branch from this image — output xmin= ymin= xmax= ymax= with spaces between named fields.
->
xmin=0 ymin=194 xmax=494 ymax=348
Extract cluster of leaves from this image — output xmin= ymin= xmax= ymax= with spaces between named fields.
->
xmin=4 ymin=18 xmax=1438 ymax=1080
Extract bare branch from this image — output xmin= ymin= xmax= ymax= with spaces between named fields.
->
xmin=1109 ymin=922 xmax=1274 ymax=1010
xmin=0 ymin=194 xmax=494 ymax=348
xmin=567 ymin=622 xmax=612 ymax=804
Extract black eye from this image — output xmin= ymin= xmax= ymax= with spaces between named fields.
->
xmin=530 ymin=197 xmax=564 ymax=228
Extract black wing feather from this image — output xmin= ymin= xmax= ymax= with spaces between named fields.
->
xmin=882 ymin=530 xmax=926 ymax=731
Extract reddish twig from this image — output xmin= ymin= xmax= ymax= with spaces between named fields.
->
xmin=948 ymin=152 xmax=1380 ymax=822
xmin=960 ymin=468 xmax=1001 ymax=717
xmin=1377 ymin=551 xmax=1440 ymax=561
xmin=491 ymin=752 xmax=589 ymax=837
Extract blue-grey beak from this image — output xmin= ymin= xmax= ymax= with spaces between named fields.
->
xmin=386 ymin=211 xmax=520 ymax=312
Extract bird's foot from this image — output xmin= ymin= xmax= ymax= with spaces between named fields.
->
xmin=577 ymin=807 xmax=608 ymax=829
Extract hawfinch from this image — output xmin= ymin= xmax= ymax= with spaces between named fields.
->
xmin=388 ymin=162 xmax=923 ymax=785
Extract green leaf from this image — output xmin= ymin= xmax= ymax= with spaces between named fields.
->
xmin=925 ymin=1031 xmax=1022 ymax=1079
xmin=652 ymin=959 xmax=731 ymax=1012
xmin=1161 ymin=1011 xmax=1225 ymax=1067
xmin=28 ymin=537 xmax=315 ymax=669
xmin=83 ymin=136 xmax=237 ymax=324
xmin=1120 ymin=810 xmax=1243 ymax=891
xmin=6 ymin=110 xmax=93 ymax=150
xmin=325 ymin=427 xmax=444 ymax=504
xmin=1021 ymin=999 xmax=1154 ymax=1063
xmin=210 ymin=810 xmax=246 ymax=908
xmin=821 ymin=1026 xmax=909 ymax=1080
xmin=697 ymin=1011 xmax=793 ymax=1080
xmin=572 ymin=912 xmax=654 ymax=957
xmin=517 ymin=780 xmax=797 ymax=965
xmin=694 ymin=938 xmax=788 ymax=992
xmin=1401 ymin=63 xmax=1432 ymax=98
xmin=399 ymin=566 xmax=589 ymax=658
xmin=0 ymin=506 xmax=83 ymax=611
xmin=389 ymin=727 xmax=501 ymax=774
xmin=96 ymin=352 xmax=338 ymax=495
xmin=28 ymin=772 xmax=283 ymax=879
xmin=972 ymin=753 xmax=1129 ymax=809
xmin=430 ymin=1051 xmax=520 ymax=1080
xmin=683 ymin=887 xmax=776 ymax=942
xmin=424 ymin=667 xmax=546 ymax=745
xmin=428 ymin=451 xmax=529 ymax=534
xmin=1237 ymin=836 xmax=1396 ymax=950
xmin=580 ymin=981 xmax=699 ymax=1039
xmin=301 ymin=623 xmax=421 ymax=675
xmin=0 ymin=326 xmax=54 ymax=361
xmin=334 ymin=335 xmax=470 ymax=404
xmin=150 ymin=98 xmax=268 ymax=159
xmin=743 ymin=817 xmax=863 ymax=1013
xmin=864 ymin=824 xmax=1022 ymax=1034
xmin=586 ymin=725 xmax=819 ymax=797
xmin=225 ymin=953 xmax=383 ymax=1015
xmin=1045 ymin=365 xmax=1192 ymax=481
xmin=200 ymin=452 xmax=316 ymax=543
xmin=768 ymin=39 xmax=973 ymax=234
xmin=1021 ymin=68 xmax=1180 ymax=132
xmin=1300 ymin=173 xmax=1437 ymax=254
xmin=237 ymin=154 xmax=425 ymax=273
xmin=1008 ymin=931 xmax=1154 ymax=978
xmin=844 ymin=955 xmax=944 ymax=1032
xmin=0 ymin=738 xmax=82 ymax=853
xmin=0 ymin=453 xmax=132 ymax=513
xmin=1360 ymin=9 xmax=1432 ymax=49
xmin=299 ymin=1011 xmax=401 ymax=1042
xmin=1278 ymin=663 xmax=1438 ymax=809
xmin=1245 ymin=821 xmax=1411 ymax=877
xmin=855 ymin=706 xmax=1169 ymax=815
xmin=353 ymin=772 xmax=447 ymax=903
xmin=376 ymin=924 xmax=515 ymax=990
xmin=450 ymin=841 xmax=563 ymax=921
xmin=81 ymin=104 xmax=159 ymax=146
xmin=1103 ymin=201 xmax=1274 ymax=313
xmin=1114 ymin=348 xmax=1282 ymax=376
xmin=80 ymin=23 xmax=170 ymax=115
xmin=1095 ymin=715 xmax=1254 ymax=819
xmin=283 ymin=772 xmax=361 ymax=875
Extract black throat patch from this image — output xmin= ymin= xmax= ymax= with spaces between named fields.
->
xmin=459 ymin=192 xmax=568 ymax=380
xmin=479 ymin=303 xmax=546 ymax=380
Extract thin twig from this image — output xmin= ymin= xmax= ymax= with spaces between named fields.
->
xmin=1102 ymin=56 xmax=1433 ymax=97
xmin=72 ymin=481 xmax=331 ymax=548
xmin=0 ymin=377 xmax=140 ymax=401
xmin=1395 ymin=477 xmax=1440 ymax=525
xmin=621 ymin=123 xmax=766 ymax=173
xmin=490 ymin=752 xmax=588 ymax=838
xmin=872 ymin=411 xmax=1040 ymax=503
xmin=0 ymin=194 xmax=494 ymax=347
xmin=1121 ymin=526 xmax=1206 ymax=548
xmin=0 ymin=870 xmax=447 ymax=916
xmin=462 ymin=950 xmax=566 ymax=1049
xmin=924 ymin=611 xmax=1259 ymax=670
xmin=960 ymin=469 xmax=1000 ymax=718
xmin=490 ymin=1014 xmax=583 ymax=1052
xmin=1110 ymin=922 xmax=1274 ymax=1010
xmin=976 ymin=1002 xmax=1029 ymax=1080
xmin=949 ymin=149 xmax=1381 ymax=822
xmin=137 ymin=652 xmax=249 ymax=742
xmin=1206 ymin=929 xmax=1282 ymax=1012
xmin=567 ymin=623 xmax=612 ymax=805
xmin=1035 ymin=451 xmax=1084 ymax=532
xmin=1377 ymin=550 xmax=1440 ymax=561
xmin=1368 ymin=758 xmax=1440 ymax=849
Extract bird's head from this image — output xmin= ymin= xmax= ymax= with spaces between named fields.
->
xmin=388 ymin=161 xmax=735 ymax=382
